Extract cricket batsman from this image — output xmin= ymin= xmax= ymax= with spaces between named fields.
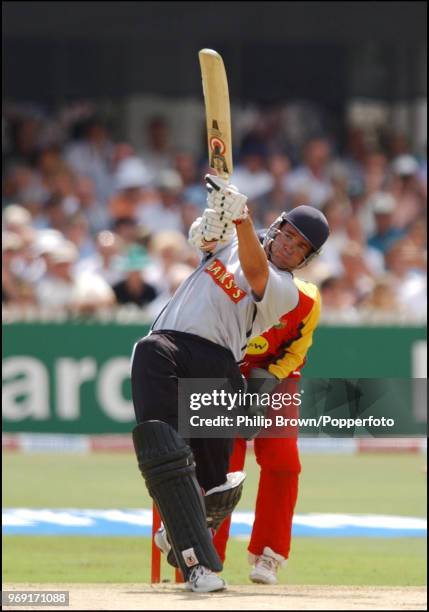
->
xmin=213 ymin=271 xmax=321 ymax=584
xmin=131 ymin=173 xmax=329 ymax=592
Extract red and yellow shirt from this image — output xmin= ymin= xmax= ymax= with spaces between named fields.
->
xmin=241 ymin=277 xmax=320 ymax=380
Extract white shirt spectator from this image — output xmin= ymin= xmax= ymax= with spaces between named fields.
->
xmin=75 ymin=253 xmax=125 ymax=287
xmin=319 ymin=233 xmax=384 ymax=278
xmin=286 ymin=166 xmax=333 ymax=208
xmin=137 ymin=201 xmax=184 ymax=234
xmin=395 ymin=272 xmax=427 ymax=321
xmin=230 ymin=167 xmax=274 ymax=201
xmin=64 ymin=141 xmax=114 ymax=204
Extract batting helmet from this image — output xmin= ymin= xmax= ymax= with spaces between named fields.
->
xmin=263 ymin=205 xmax=330 ymax=268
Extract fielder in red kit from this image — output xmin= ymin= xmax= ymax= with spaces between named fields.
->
xmin=213 ymin=275 xmax=321 ymax=584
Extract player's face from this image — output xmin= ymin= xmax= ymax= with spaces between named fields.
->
xmin=269 ymin=223 xmax=313 ymax=270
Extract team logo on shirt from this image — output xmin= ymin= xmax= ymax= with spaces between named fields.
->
xmin=205 ymin=259 xmax=247 ymax=304
xmin=246 ymin=336 xmax=269 ymax=354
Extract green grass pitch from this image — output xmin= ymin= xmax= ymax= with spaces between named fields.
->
xmin=2 ymin=451 xmax=427 ymax=585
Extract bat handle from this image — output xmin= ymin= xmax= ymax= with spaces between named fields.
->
xmin=205 ymin=175 xmax=221 ymax=191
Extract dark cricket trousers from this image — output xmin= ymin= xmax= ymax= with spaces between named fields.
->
xmin=131 ymin=330 xmax=244 ymax=491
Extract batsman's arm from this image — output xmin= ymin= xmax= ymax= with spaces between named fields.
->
xmin=235 ymin=216 xmax=269 ymax=299
xmin=204 ymin=174 xmax=269 ymax=297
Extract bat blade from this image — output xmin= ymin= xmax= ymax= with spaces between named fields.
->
xmin=198 ymin=48 xmax=233 ymax=182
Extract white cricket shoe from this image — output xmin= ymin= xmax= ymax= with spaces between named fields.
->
xmin=156 ymin=527 xmax=226 ymax=592
xmin=249 ymin=547 xmax=285 ymax=585
xmin=185 ymin=565 xmax=227 ymax=593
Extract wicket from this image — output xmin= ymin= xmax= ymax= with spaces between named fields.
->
xmin=151 ymin=503 xmax=183 ymax=584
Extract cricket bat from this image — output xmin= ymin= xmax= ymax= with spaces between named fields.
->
xmin=198 ymin=48 xmax=233 ymax=182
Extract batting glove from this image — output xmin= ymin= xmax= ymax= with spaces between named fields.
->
xmin=202 ymin=208 xmax=235 ymax=241
xmin=205 ymin=174 xmax=249 ymax=222
xmin=188 ymin=211 xmax=234 ymax=250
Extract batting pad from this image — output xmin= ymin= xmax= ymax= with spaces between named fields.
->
xmin=132 ymin=420 xmax=223 ymax=577
xmin=204 ymin=471 xmax=246 ymax=531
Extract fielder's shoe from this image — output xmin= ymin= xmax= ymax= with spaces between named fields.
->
xmin=249 ymin=547 xmax=285 ymax=585
xmin=185 ymin=564 xmax=226 ymax=593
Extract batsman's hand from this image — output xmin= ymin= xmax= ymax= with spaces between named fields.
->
xmin=188 ymin=209 xmax=234 ymax=251
xmin=205 ymin=174 xmax=249 ymax=222
xmin=202 ymin=208 xmax=235 ymax=241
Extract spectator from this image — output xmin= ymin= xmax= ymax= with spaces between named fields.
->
xmin=286 ymin=136 xmax=333 ymax=208
xmin=63 ymin=212 xmax=96 ymax=261
xmin=2 ymin=164 xmax=49 ymax=217
xmin=76 ymin=230 xmax=125 ymax=286
xmin=4 ymin=116 xmax=42 ymax=169
xmin=138 ymin=169 xmax=185 ymax=233
xmin=253 ymin=153 xmax=292 ymax=226
xmin=1 ymin=100 xmax=426 ymax=324
xmin=112 ymin=246 xmax=158 ymax=307
xmin=388 ymin=154 xmax=425 ymax=229
xmin=385 ymin=239 xmax=427 ymax=320
xmin=36 ymin=194 xmax=70 ymax=232
xmin=174 ymin=152 xmax=207 ymax=232
xmin=328 ymin=160 xmax=352 ymax=201
xmin=111 ymin=142 xmax=136 ymax=172
xmin=139 ymin=115 xmax=174 ymax=176
xmin=317 ymin=198 xmax=352 ymax=275
xmin=367 ymin=192 xmax=405 ymax=254
xmin=30 ymin=228 xmax=66 ymax=282
xmin=37 ymin=146 xmax=72 ymax=193
xmin=2 ymin=232 xmax=35 ymax=306
xmin=35 ymin=240 xmax=80 ymax=309
xmin=109 ymin=157 xmax=153 ymax=223
xmin=174 ymin=151 xmax=200 ymax=188
xmin=74 ymin=175 xmax=110 ymax=235
xmin=345 ymin=216 xmax=385 ymax=276
xmin=111 ymin=217 xmax=140 ymax=250
xmin=230 ymin=134 xmax=274 ymax=200
xmin=145 ymin=262 xmax=194 ymax=320
xmin=145 ymin=229 xmax=194 ymax=292
xmin=406 ymin=218 xmax=427 ymax=263
xmin=2 ymin=204 xmax=32 ymax=236
xmin=64 ymin=115 xmax=115 ymax=204
xmin=319 ymin=276 xmax=360 ymax=322
xmin=342 ymin=126 xmax=368 ymax=186
xmin=339 ymin=240 xmax=376 ymax=301
xmin=385 ymin=131 xmax=412 ymax=158
xmin=36 ymin=240 xmax=115 ymax=314
xmin=358 ymin=277 xmax=407 ymax=322
xmin=362 ymin=150 xmax=388 ymax=197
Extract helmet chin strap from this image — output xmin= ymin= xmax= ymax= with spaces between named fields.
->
xmin=266 ymin=238 xmax=274 ymax=262
xmin=294 ymin=250 xmax=318 ymax=270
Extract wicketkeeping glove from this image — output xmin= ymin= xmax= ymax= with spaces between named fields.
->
xmin=205 ymin=174 xmax=249 ymax=222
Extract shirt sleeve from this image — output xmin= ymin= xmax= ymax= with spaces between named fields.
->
xmin=268 ymin=290 xmax=321 ymax=379
xmin=253 ymin=266 xmax=299 ymax=331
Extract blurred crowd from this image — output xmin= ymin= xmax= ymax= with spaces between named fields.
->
xmin=2 ymin=102 xmax=427 ymax=324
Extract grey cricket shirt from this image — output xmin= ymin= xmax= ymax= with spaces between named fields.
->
xmin=151 ymin=236 xmax=299 ymax=362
